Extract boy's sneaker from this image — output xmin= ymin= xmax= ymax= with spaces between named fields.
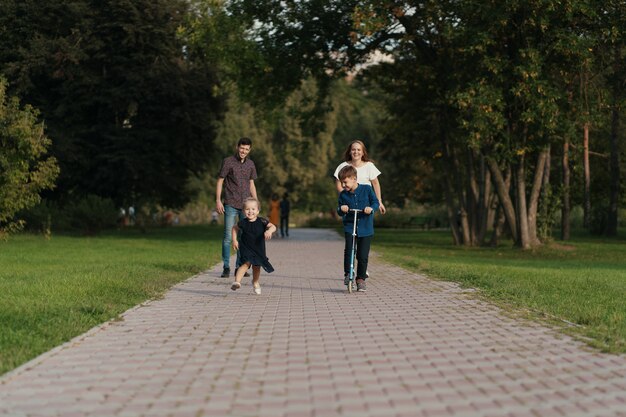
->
xmin=343 ymin=274 xmax=350 ymax=286
xmin=356 ymin=279 xmax=367 ymax=292
xmin=221 ymin=267 xmax=230 ymax=278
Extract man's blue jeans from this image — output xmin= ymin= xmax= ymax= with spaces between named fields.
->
xmin=222 ymin=205 xmax=244 ymax=270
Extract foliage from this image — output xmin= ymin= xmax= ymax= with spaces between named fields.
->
xmin=0 ymin=78 xmax=59 ymax=236
xmin=20 ymin=195 xmax=118 ymax=235
xmin=19 ymin=200 xmax=62 ymax=235
xmin=66 ymin=195 xmax=118 ymax=235
xmin=589 ymin=201 xmax=610 ymax=235
xmin=195 ymin=77 xmax=386 ymax=213
xmin=0 ymin=0 xmax=224 ymax=209
xmin=537 ymin=185 xmax=561 ymax=241
xmin=224 ymin=0 xmax=624 ymax=244
xmin=226 ymin=0 xmax=363 ymax=105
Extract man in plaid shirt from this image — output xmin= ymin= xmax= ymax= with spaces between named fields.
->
xmin=216 ymin=137 xmax=258 ymax=277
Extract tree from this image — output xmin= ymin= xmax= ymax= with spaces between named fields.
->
xmin=0 ymin=78 xmax=59 ymax=235
xmin=226 ymin=0 xmax=363 ymax=105
xmin=455 ymin=0 xmax=606 ymax=247
xmin=596 ymin=1 xmax=625 ymax=236
xmin=219 ymin=79 xmax=339 ymax=211
xmin=0 ymin=0 xmax=224 ymax=209
xmin=212 ymin=0 xmax=622 ymax=242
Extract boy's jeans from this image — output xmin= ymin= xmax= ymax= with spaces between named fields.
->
xmin=343 ymin=234 xmax=372 ymax=279
xmin=222 ymin=205 xmax=244 ymax=270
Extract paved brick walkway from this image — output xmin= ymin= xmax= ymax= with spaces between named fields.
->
xmin=2 ymin=228 xmax=626 ymax=417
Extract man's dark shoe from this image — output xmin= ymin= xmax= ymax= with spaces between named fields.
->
xmin=343 ymin=274 xmax=350 ymax=286
xmin=220 ymin=267 xmax=230 ymax=278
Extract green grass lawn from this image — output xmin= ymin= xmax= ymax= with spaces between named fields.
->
xmin=0 ymin=225 xmax=221 ymax=376
xmin=373 ymin=229 xmax=626 ymax=353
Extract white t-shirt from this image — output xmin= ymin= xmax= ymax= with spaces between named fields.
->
xmin=333 ymin=161 xmax=381 ymax=184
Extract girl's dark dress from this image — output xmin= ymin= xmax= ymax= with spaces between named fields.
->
xmin=237 ymin=217 xmax=274 ymax=273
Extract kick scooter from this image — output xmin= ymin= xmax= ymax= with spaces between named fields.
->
xmin=347 ymin=208 xmax=362 ymax=293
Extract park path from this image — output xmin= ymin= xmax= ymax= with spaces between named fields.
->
xmin=1 ymin=228 xmax=626 ymax=417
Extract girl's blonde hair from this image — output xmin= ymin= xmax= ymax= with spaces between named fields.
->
xmin=243 ymin=197 xmax=260 ymax=210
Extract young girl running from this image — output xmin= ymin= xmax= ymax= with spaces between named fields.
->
xmin=231 ymin=197 xmax=276 ymax=294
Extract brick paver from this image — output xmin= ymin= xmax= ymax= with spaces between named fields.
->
xmin=2 ymin=228 xmax=626 ymax=417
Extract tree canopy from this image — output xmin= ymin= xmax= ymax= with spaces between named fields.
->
xmin=1 ymin=0 xmax=623 ymax=241
xmin=0 ymin=0 xmax=224 ymax=209
xmin=224 ymin=0 xmax=624 ymax=244
xmin=0 ymin=78 xmax=59 ymax=235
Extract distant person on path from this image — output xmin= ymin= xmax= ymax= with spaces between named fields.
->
xmin=337 ymin=165 xmax=379 ymax=292
xmin=333 ymin=140 xmax=386 ymax=215
xmin=269 ymin=193 xmax=280 ymax=235
xmin=128 ymin=206 xmax=136 ymax=225
xmin=118 ymin=207 xmax=127 ymax=227
xmin=216 ymin=137 xmax=258 ymax=278
xmin=280 ymin=193 xmax=291 ymax=237
xmin=231 ymin=197 xmax=276 ymax=295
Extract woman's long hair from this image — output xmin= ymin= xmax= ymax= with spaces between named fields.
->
xmin=343 ymin=140 xmax=373 ymax=163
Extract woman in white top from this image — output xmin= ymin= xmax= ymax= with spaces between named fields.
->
xmin=333 ymin=140 xmax=386 ymax=214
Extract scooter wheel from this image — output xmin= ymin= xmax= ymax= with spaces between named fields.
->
xmin=348 ymin=281 xmax=353 ymax=293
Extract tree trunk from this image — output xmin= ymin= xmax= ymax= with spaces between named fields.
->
xmin=543 ymin=146 xmax=551 ymax=188
xmin=527 ymin=149 xmax=549 ymax=246
xmin=477 ymin=155 xmax=491 ymax=245
xmin=485 ymin=156 xmax=518 ymax=243
xmin=607 ymin=100 xmax=620 ymax=236
xmin=515 ymin=154 xmax=531 ymax=249
xmin=583 ymin=122 xmax=591 ymax=228
xmin=440 ymin=136 xmax=462 ymax=244
xmin=486 ymin=190 xmax=497 ymax=237
xmin=466 ymin=149 xmax=480 ymax=245
xmin=489 ymin=167 xmax=510 ymax=247
xmin=539 ymin=145 xmax=552 ymax=240
xmin=443 ymin=169 xmax=461 ymax=245
xmin=490 ymin=205 xmax=505 ymax=247
xmin=607 ymin=43 xmax=621 ymax=236
xmin=453 ymin=147 xmax=471 ymax=246
xmin=561 ymin=138 xmax=571 ymax=240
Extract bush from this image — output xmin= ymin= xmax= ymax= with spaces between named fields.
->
xmin=306 ymin=214 xmax=342 ymax=228
xmin=67 ymin=195 xmax=118 ymax=235
xmin=0 ymin=78 xmax=59 ymax=235
xmin=375 ymin=205 xmax=449 ymax=229
xmin=589 ymin=204 xmax=608 ymax=235
xmin=19 ymin=200 xmax=64 ymax=235
xmin=303 ymin=204 xmax=450 ymax=229
xmin=20 ymin=196 xmax=117 ymax=235
xmin=537 ymin=186 xmax=561 ymax=241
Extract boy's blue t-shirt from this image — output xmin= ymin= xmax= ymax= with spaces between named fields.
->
xmin=337 ymin=184 xmax=379 ymax=237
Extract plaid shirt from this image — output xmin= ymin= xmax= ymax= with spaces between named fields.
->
xmin=218 ymin=154 xmax=257 ymax=209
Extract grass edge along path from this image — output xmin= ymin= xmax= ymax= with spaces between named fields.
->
xmin=373 ymin=229 xmax=626 ymax=354
xmin=0 ymin=225 xmax=221 ymax=376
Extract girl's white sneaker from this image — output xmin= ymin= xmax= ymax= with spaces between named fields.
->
xmin=253 ymin=284 xmax=261 ymax=295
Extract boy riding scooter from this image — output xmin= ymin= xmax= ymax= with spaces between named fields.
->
xmin=337 ymin=165 xmax=379 ymax=292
